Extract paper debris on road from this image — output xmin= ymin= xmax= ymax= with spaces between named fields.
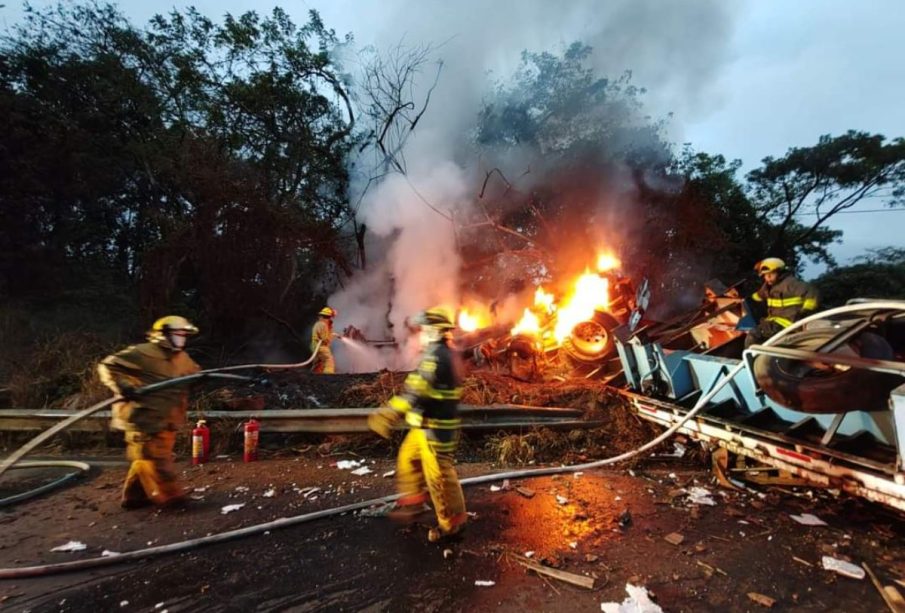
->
xmin=822 ymin=556 xmax=865 ymax=580
xmin=475 ymin=580 xmax=496 ymax=587
xmin=600 ymin=584 xmax=663 ymax=613
xmin=101 ymin=550 xmax=121 ymax=557
xmin=263 ymin=488 xmax=276 ymax=498
xmin=382 ymin=470 xmax=396 ymax=478
xmin=790 ymin=513 xmax=827 ymax=526
xmin=51 ymin=541 xmax=87 ymax=552
xmin=686 ymin=487 xmax=716 ymax=506
xmin=556 ymin=495 xmax=569 ymax=505
xmin=490 ymin=485 xmax=502 ymax=492
xmin=351 ymin=466 xmax=372 ymax=476
xmin=336 ymin=460 xmax=363 ymax=470
xmin=221 ymin=503 xmax=245 ymax=515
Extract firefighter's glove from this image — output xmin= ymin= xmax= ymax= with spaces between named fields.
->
xmin=368 ymin=406 xmax=400 ymax=439
xmin=118 ymin=383 xmax=143 ymax=401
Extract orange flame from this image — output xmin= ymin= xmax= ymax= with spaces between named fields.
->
xmin=510 ymin=308 xmax=541 ymax=336
xmin=534 ymin=287 xmax=555 ymax=314
xmin=552 ymin=271 xmax=609 ymax=342
xmin=458 ymin=307 xmax=488 ymax=332
xmin=596 ymin=252 xmax=621 ymax=272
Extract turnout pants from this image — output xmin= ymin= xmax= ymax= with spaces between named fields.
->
xmin=395 ymin=428 xmax=467 ymax=535
xmin=122 ymin=429 xmax=184 ymax=506
xmin=312 ymin=348 xmax=335 ymax=374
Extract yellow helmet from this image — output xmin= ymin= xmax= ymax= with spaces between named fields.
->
xmin=413 ymin=306 xmax=456 ymax=330
xmin=319 ymin=307 xmax=337 ymax=318
xmin=148 ymin=315 xmax=198 ymax=350
xmin=755 ymin=257 xmax=786 ymax=276
xmin=150 ymin=315 xmax=199 ymax=335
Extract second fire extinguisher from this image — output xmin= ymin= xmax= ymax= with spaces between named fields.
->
xmin=192 ymin=419 xmax=210 ymax=465
xmin=243 ymin=418 xmax=259 ymax=462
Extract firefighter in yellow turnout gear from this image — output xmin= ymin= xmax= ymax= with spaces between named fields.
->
xmin=368 ymin=307 xmax=467 ymax=542
xmin=746 ymin=258 xmax=819 ymax=348
xmin=311 ymin=307 xmax=339 ymax=374
xmin=98 ymin=316 xmax=201 ymax=508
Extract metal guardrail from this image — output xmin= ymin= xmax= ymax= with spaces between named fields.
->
xmin=0 ymin=405 xmax=593 ymax=434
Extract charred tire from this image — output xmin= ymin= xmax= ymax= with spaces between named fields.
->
xmin=752 ymin=328 xmax=902 ymax=413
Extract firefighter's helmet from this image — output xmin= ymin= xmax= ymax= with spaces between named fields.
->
xmin=148 ymin=315 xmax=198 ymax=351
xmin=319 ymin=307 xmax=337 ymax=318
xmin=413 ymin=307 xmax=456 ymax=330
xmin=756 ymin=257 xmax=786 ymax=276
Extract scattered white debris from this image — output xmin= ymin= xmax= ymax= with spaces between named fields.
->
xmin=336 ymin=460 xmax=363 ymax=470
xmin=193 ymin=486 xmax=208 ymax=493
xmin=221 ymin=503 xmax=245 ymax=515
xmin=306 ymin=395 xmax=322 ymax=407
xmin=474 ymin=580 xmax=496 ymax=587
xmin=502 ymin=479 xmax=511 ymax=489
xmin=600 ymin=583 xmax=664 ymax=613
xmin=556 ymin=495 xmax=569 ymax=505
xmin=686 ymin=487 xmax=716 ymax=506
xmin=490 ymin=485 xmax=502 ymax=492
xmin=524 ymin=551 xmax=535 ymax=558
xmin=443 ymin=548 xmax=454 ymax=559
xmin=101 ymin=550 xmax=121 ymax=557
xmin=790 ymin=513 xmax=828 ymax=526
xmin=263 ymin=488 xmax=276 ymax=498
xmin=382 ymin=470 xmax=396 ymax=478
xmin=351 ymin=466 xmax=373 ymax=476
xmin=298 ymin=486 xmax=321 ymax=499
xmin=119 ymin=601 xmax=129 ymax=608
xmin=668 ymin=473 xmax=677 ymax=480
xmin=234 ymin=486 xmax=249 ymax=493
xmin=466 ymin=511 xmax=478 ymax=519
xmin=822 ymin=556 xmax=865 ymax=580
xmin=738 ymin=520 xmax=750 ymax=525
xmin=573 ymin=472 xmax=584 ymax=479
xmin=50 ymin=541 xmax=87 ymax=553
xmin=569 ymin=541 xmax=578 ymax=550
xmin=615 ymin=496 xmax=622 ymax=502
xmin=155 ymin=603 xmax=165 ymax=609
xmin=628 ymin=469 xmax=636 ymax=477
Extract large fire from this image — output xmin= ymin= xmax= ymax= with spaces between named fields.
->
xmin=508 ymin=255 xmax=615 ymax=343
xmin=456 ymin=249 xmax=620 ymax=346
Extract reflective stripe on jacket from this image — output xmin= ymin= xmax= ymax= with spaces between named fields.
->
xmin=388 ymin=339 xmax=463 ymax=449
xmin=750 ymin=273 xmax=819 ymax=328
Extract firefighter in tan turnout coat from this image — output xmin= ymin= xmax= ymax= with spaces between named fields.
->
xmin=98 ymin=316 xmax=201 ymax=508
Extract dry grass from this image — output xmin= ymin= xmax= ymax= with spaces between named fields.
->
xmin=6 ymin=331 xmax=117 ymax=409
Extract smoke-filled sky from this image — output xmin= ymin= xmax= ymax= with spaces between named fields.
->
xmin=3 ymin=0 xmax=903 ymax=281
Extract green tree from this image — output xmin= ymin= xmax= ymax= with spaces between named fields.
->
xmin=0 ymin=2 xmax=357 ymax=339
xmin=747 ymin=131 xmax=905 ymax=265
xmin=813 ymin=247 xmax=905 ymax=307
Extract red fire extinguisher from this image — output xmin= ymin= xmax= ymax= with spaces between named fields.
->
xmin=192 ymin=420 xmax=210 ymax=465
xmin=243 ymin=418 xmax=259 ymax=463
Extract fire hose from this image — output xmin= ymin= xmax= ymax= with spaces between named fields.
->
xmin=0 ymin=342 xmax=326 ymax=496
xmin=0 ymin=303 xmax=893 ymax=579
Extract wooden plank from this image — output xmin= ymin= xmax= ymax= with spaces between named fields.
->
xmin=511 ymin=554 xmax=595 ymax=589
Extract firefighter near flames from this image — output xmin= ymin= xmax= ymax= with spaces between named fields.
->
xmin=368 ymin=307 xmax=468 ymax=542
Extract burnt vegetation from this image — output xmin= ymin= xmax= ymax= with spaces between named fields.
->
xmin=1 ymin=3 xmax=904 ymax=408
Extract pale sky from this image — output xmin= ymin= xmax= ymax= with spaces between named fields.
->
xmin=3 ymin=0 xmax=903 ymax=279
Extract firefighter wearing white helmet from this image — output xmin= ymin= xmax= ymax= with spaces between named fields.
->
xmin=746 ymin=258 xmax=819 ymax=348
xmin=368 ymin=306 xmax=467 ymax=542
xmin=311 ymin=306 xmax=340 ymax=374
xmin=97 ymin=316 xmax=201 ymax=508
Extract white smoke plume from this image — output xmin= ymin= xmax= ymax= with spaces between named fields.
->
xmin=328 ymin=0 xmax=740 ymax=372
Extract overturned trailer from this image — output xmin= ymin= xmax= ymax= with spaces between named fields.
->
xmin=612 ymin=300 xmax=905 ymax=511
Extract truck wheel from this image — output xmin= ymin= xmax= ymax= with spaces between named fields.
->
xmin=752 ymin=328 xmax=901 ymax=413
